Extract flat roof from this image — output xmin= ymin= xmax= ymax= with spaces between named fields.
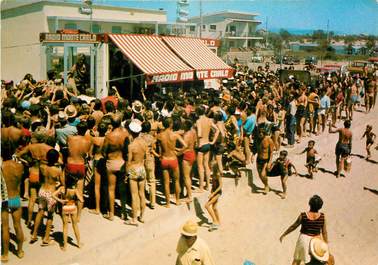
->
xmin=190 ymin=10 xmax=260 ymax=20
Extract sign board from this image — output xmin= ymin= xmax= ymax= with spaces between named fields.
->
xmin=79 ymin=6 xmax=92 ymax=15
xmin=147 ymin=71 xmax=194 ymax=85
xmin=195 ymin=69 xmax=233 ymax=80
xmin=40 ymin=33 xmax=100 ymax=43
xmin=201 ymin=38 xmax=221 ymax=48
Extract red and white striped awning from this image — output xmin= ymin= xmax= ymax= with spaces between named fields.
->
xmin=162 ymin=36 xmax=233 ymax=80
xmin=109 ymin=34 xmax=194 ymax=84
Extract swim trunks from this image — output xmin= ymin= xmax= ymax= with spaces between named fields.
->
xmin=335 ymin=142 xmax=351 ymax=157
xmin=183 ymin=150 xmax=196 ymax=165
xmin=161 ymin=158 xmax=179 ymax=170
xmin=38 ymin=189 xmax=56 ymax=212
xmin=66 ymin=163 xmax=86 ymax=179
xmin=128 ymin=166 xmax=146 ymax=181
xmin=197 ymin=143 xmax=211 ymax=153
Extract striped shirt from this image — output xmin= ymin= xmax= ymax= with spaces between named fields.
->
xmin=300 ymin=212 xmax=325 ymax=236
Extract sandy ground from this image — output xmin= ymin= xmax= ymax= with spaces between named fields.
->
xmin=4 ymin=105 xmax=378 ymax=265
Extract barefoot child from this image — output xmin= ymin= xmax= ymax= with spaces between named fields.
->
xmin=298 ymin=140 xmax=320 ymax=179
xmin=205 ymin=163 xmax=222 ymax=232
xmin=361 ymin=125 xmax=376 ymax=159
xmin=53 ymin=176 xmax=84 ymax=251
xmin=267 ymin=150 xmax=298 ymax=199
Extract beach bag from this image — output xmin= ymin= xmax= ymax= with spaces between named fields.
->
xmin=344 ymin=156 xmax=352 ymax=172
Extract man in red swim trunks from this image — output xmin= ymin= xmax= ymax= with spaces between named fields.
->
xmin=66 ymin=122 xmax=92 ymax=221
xmin=157 ymin=118 xmax=187 ymax=207
xmin=181 ymin=120 xmax=197 ymax=202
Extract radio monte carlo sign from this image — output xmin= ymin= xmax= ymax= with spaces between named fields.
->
xmin=40 ymin=33 xmax=100 ymax=43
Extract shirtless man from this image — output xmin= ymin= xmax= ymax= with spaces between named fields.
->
xmin=195 ymin=106 xmax=219 ymax=191
xmin=253 ymin=127 xmax=275 ymax=194
xmin=89 ymin=123 xmax=107 ymax=215
xmin=181 ymin=120 xmax=197 ymax=202
xmin=124 ymin=120 xmax=147 ymax=226
xmin=365 ymin=81 xmax=375 ymax=113
xmin=329 ymin=120 xmax=352 ymax=178
xmin=1 ymin=147 xmax=25 ymax=262
xmin=348 ymin=81 xmax=359 ymax=120
xmin=296 ymin=88 xmax=308 ymax=143
xmin=66 ymin=122 xmax=93 ymax=221
xmin=15 ymin=136 xmax=53 ymax=227
xmin=102 ymin=116 xmax=129 ymax=220
xmin=307 ymin=88 xmax=320 ymax=135
xmin=30 ymin=149 xmax=63 ymax=246
xmin=157 ymin=118 xmax=187 ymax=207
xmin=256 ymin=97 xmax=268 ymax=124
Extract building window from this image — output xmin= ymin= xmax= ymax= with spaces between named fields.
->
xmin=230 ymin=25 xmax=236 ymax=32
xmin=229 ymin=41 xmax=235 ymax=47
xmin=202 ymin=24 xmax=206 ymax=31
xmin=189 ymin=25 xmax=196 ymax=32
xmin=112 ymin=26 xmax=122 ymax=34
xmin=64 ymin=23 xmax=77 ymax=30
xmin=209 ymin=24 xmax=216 ymax=31
xmin=92 ymin=24 xmax=101 ymax=33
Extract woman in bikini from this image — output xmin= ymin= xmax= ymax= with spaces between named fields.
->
xmin=53 ymin=177 xmax=84 ymax=251
xmin=205 ymin=163 xmax=222 ymax=232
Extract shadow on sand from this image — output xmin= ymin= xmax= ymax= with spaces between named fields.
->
xmin=363 ymin=187 xmax=378 ymax=196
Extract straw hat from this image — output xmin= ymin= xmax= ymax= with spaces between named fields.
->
xmin=128 ymin=119 xmax=142 ymax=133
xmin=132 ymin=100 xmax=143 ymax=113
xmin=58 ymin=111 xmax=67 ymax=121
xmin=180 ymin=220 xmax=198 ymax=237
xmin=309 ymin=238 xmax=329 ymax=262
xmin=64 ymin=105 xmax=77 ymax=118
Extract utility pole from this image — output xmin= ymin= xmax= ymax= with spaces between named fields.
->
xmin=265 ymin=16 xmax=268 ymax=48
xmin=326 ymin=19 xmax=330 ymax=43
xmin=199 ymin=0 xmax=203 ymax=38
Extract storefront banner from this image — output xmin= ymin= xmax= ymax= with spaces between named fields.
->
xmin=148 ymin=71 xmax=194 ymax=84
xmin=40 ymin=33 xmax=100 ymax=43
xmin=195 ymin=69 xmax=233 ymax=80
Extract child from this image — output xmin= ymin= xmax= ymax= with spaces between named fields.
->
xmin=268 ymin=150 xmax=298 ymax=199
xmin=298 ymin=140 xmax=320 ymax=179
xmin=361 ymin=125 xmax=376 ymax=159
xmin=205 ymin=163 xmax=222 ymax=232
xmin=52 ymin=176 xmax=84 ymax=251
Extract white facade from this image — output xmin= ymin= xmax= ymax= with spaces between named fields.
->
xmin=188 ymin=11 xmax=263 ymax=52
xmin=1 ymin=0 xmax=167 ymax=83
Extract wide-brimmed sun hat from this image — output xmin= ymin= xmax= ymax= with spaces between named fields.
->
xmin=180 ymin=220 xmax=198 ymax=237
xmin=128 ymin=119 xmax=142 ymax=133
xmin=64 ymin=105 xmax=77 ymax=118
xmin=309 ymin=238 xmax=329 ymax=262
xmin=58 ymin=111 xmax=67 ymax=121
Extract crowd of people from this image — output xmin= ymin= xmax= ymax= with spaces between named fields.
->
xmin=1 ymin=60 xmax=377 ymax=264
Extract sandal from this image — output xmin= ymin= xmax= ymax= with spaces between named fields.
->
xmin=124 ymin=220 xmax=138 ymax=227
xmin=137 ymin=216 xmax=144 ymax=223
xmin=41 ymin=240 xmax=55 ymax=247
xmin=208 ymin=224 xmax=219 ymax=232
xmin=29 ymin=238 xmax=38 ymax=244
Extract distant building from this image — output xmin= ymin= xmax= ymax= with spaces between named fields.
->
xmin=188 ymin=11 xmax=263 ymax=53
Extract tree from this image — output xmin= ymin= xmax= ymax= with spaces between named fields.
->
xmin=345 ymin=43 xmax=353 ymax=55
xmin=366 ymin=35 xmax=376 ymax=53
xmin=312 ymin=30 xmax=327 ymax=41
xmin=279 ymin=29 xmax=291 ymax=45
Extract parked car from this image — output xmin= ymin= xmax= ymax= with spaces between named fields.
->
xmin=291 ymin=57 xmax=301 ymax=65
xmin=305 ymin=56 xmax=318 ymax=65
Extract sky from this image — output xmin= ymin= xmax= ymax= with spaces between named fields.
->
xmin=92 ymin=0 xmax=378 ymax=35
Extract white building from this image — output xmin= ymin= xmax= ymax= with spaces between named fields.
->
xmin=1 ymin=0 xmax=168 ymax=85
xmin=188 ymin=11 xmax=263 ymax=52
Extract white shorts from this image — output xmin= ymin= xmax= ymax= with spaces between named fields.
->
xmin=293 ymin=233 xmax=313 ymax=263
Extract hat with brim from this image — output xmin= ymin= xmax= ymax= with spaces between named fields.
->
xmin=64 ymin=105 xmax=77 ymax=118
xmin=180 ymin=220 xmax=198 ymax=237
xmin=128 ymin=119 xmax=142 ymax=133
xmin=132 ymin=100 xmax=143 ymax=114
xmin=58 ymin=111 xmax=67 ymax=121
xmin=309 ymin=238 xmax=329 ymax=262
